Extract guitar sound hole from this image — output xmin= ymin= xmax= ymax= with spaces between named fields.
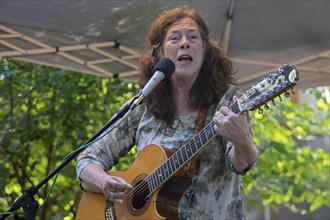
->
xmin=131 ymin=180 xmax=150 ymax=210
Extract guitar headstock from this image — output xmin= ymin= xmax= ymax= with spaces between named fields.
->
xmin=238 ymin=64 xmax=299 ymax=113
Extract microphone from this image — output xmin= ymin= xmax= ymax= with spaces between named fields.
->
xmin=130 ymin=58 xmax=175 ymax=110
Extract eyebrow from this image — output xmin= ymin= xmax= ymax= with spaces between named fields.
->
xmin=168 ymin=28 xmax=199 ymax=34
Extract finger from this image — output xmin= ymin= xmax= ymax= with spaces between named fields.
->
xmin=106 ymin=185 xmax=128 ymax=204
xmin=111 ymin=176 xmax=133 ymax=191
xmin=231 ymin=95 xmax=238 ymax=104
xmin=213 ymin=123 xmax=220 ymax=134
xmin=219 ymin=106 xmax=232 ymax=116
xmin=212 ymin=114 xmax=223 ymax=133
xmin=108 ymin=191 xmax=126 ymax=203
xmin=213 ymin=112 xmax=223 ymax=127
xmin=108 ymin=192 xmax=124 ymax=204
xmin=110 ymin=191 xmax=126 ymax=199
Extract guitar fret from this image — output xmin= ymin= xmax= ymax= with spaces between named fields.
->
xmin=186 ymin=142 xmax=192 ymax=155
xmin=156 ymin=169 xmax=163 ymax=185
xmin=186 ymin=147 xmax=193 ymax=158
xmin=164 ymin=163 xmax=170 ymax=178
xmin=200 ymin=130 xmax=207 ymax=144
xmin=207 ymin=123 xmax=216 ymax=138
xmin=198 ymin=133 xmax=204 ymax=147
xmin=150 ymin=173 xmax=156 ymax=192
xmin=148 ymin=174 xmax=153 ymax=192
xmin=161 ymin=164 xmax=167 ymax=181
xmin=158 ymin=170 xmax=162 ymax=187
xmin=183 ymin=147 xmax=189 ymax=161
xmin=178 ymin=149 xmax=184 ymax=165
xmin=155 ymin=171 xmax=160 ymax=189
xmin=194 ymin=136 xmax=201 ymax=151
xmin=173 ymin=154 xmax=180 ymax=169
xmin=168 ymin=158 xmax=174 ymax=174
xmin=147 ymin=176 xmax=154 ymax=192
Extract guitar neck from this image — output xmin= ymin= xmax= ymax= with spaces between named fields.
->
xmin=147 ymin=102 xmax=241 ymax=193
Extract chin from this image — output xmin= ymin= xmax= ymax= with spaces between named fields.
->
xmin=175 ymin=70 xmax=198 ymax=79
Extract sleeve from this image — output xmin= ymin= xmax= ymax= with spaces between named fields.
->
xmin=75 ymin=103 xmax=146 ymax=178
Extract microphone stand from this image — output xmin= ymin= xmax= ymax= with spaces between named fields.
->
xmin=0 ymin=95 xmax=140 ymax=220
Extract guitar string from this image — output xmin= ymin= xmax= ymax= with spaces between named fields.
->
xmin=111 ymin=101 xmax=243 ymax=218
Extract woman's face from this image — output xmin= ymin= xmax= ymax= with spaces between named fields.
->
xmin=161 ymin=17 xmax=204 ymax=81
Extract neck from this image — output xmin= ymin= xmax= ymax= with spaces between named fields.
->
xmin=171 ymin=75 xmax=198 ymax=116
xmin=172 ymin=73 xmax=196 ymax=92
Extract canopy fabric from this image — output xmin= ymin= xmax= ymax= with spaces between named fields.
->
xmin=1 ymin=0 xmax=329 ymax=90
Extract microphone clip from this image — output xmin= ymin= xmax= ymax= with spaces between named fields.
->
xmin=129 ymin=90 xmax=145 ymax=111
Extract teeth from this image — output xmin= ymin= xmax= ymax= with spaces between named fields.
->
xmin=178 ymin=55 xmax=192 ymax=61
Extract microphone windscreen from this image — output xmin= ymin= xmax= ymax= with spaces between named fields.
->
xmin=152 ymin=58 xmax=175 ymax=80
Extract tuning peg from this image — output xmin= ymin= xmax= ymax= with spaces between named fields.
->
xmin=258 ymin=108 xmax=263 ymax=114
xmin=272 ymin=99 xmax=276 ymax=106
xmin=264 ymin=104 xmax=270 ymax=110
xmin=291 ymin=88 xmax=295 ymax=94
xmin=278 ymin=95 xmax=283 ymax=102
xmin=284 ymin=91 xmax=290 ymax=98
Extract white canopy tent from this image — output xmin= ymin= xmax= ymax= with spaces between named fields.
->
xmin=1 ymin=0 xmax=329 ymax=91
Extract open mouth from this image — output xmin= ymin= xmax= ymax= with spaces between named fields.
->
xmin=178 ymin=55 xmax=193 ymax=62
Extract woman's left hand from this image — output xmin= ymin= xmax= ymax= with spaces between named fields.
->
xmin=212 ymin=96 xmax=253 ymax=148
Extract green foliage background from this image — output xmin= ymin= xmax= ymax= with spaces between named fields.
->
xmin=0 ymin=60 xmax=138 ymax=219
xmin=0 ymin=60 xmax=329 ymax=219
xmin=244 ymin=88 xmax=330 ymax=216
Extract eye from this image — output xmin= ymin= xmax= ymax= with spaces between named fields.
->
xmin=189 ymin=31 xmax=200 ymax=41
xmin=189 ymin=35 xmax=199 ymax=42
xmin=170 ymin=34 xmax=179 ymax=41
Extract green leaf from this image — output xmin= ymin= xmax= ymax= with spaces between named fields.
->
xmin=310 ymin=195 xmax=323 ymax=212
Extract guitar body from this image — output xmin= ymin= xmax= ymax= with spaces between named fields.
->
xmin=76 ymin=144 xmax=192 ymax=220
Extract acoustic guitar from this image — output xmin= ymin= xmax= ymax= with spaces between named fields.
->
xmin=76 ymin=64 xmax=299 ymax=220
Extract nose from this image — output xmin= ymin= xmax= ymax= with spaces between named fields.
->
xmin=180 ymin=37 xmax=190 ymax=49
xmin=180 ymin=44 xmax=190 ymax=49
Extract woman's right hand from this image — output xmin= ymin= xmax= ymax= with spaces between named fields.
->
xmin=80 ymin=164 xmax=133 ymax=204
xmin=101 ymin=175 xmax=133 ymax=203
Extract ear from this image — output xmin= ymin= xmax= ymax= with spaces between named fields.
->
xmin=152 ymin=45 xmax=164 ymax=59
xmin=151 ymin=47 xmax=158 ymax=57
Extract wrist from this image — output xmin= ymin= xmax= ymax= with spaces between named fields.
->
xmin=228 ymin=142 xmax=259 ymax=175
